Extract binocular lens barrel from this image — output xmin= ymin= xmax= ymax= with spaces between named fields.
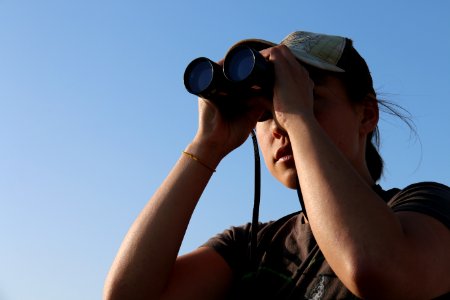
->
xmin=224 ymin=47 xmax=255 ymax=82
xmin=184 ymin=58 xmax=215 ymax=95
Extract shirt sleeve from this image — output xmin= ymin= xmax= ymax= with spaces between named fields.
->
xmin=387 ymin=181 xmax=450 ymax=229
xmin=201 ymin=222 xmax=253 ymax=276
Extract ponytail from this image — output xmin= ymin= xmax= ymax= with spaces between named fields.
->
xmin=365 ymin=132 xmax=383 ymax=182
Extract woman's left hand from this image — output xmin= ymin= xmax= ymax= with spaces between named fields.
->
xmin=260 ymin=45 xmax=316 ymax=130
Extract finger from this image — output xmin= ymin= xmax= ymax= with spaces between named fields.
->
xmin=268 ymin=46 xmax=310 ymax=82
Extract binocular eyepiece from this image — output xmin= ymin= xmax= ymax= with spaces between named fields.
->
xmin=184 ymin=46 xmax=274 ymax=102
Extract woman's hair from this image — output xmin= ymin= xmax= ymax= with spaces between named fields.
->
xmin=336 ymin=40 xmax=415 ymax=182
xmin=366 ymin=97 xmax=415 ymax=181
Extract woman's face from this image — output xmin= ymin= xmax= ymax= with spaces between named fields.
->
xmin=255 ymin=75 xmax=372 ymax=189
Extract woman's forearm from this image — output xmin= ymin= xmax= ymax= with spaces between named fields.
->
xmin=104 ymin=144 xmax=221 ymax=300
xmin=287 ymin=116 xmax=406 ymax=295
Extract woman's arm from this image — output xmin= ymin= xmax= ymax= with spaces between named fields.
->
xmin=103 ymin=144 xmax=223 ymax=300
xmin=288 ymin=116 xmax=450 ymax=298
xmin=104 ymin=97 xmax=264 ymax=300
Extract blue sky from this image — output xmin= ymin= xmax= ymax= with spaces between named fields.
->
xmin=0 ymin=1 xmax=449 ymax=299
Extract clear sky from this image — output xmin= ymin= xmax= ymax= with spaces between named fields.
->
xmin=0 ymin=1 xmax=449 ymax=299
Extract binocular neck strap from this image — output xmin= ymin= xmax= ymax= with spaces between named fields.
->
xmin=250 ymin=129 xmax=261 ymax=271
xmin=249 ymin=130 xmax=308 ymax=272
xmin=296 ymin=178 xmax=308 ymax=220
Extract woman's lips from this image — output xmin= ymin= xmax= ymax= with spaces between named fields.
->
xmin=277 ymin=154 xmax=294 ymax=162
xmin=275 ymin=146 xmax=294 ymax=163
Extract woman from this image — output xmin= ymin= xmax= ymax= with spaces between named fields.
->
xmin=104 ymin=31 xmax=450 ymax=299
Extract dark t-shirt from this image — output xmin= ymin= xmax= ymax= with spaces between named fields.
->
xmin=203 ymin=182 xmax=450 ymax=299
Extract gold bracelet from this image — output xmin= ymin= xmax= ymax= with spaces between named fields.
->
xmin=182 ymin=151 xmax=216 ymax=173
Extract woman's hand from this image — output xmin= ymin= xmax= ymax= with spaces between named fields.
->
xmin=260 ymin=45 xmax=316 ymax=130
xmin=190 ymin=94 xmax=265 ymax=164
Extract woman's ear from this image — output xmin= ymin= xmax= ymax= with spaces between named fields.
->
xmin=359 ymin=94 xmax=379 ymax=135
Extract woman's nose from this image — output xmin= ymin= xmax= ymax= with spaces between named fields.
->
xmin=272 ymin=122 xmax=287 ymax=139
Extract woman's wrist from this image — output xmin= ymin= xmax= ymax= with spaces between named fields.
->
xmin=184 ymin=140 xmax=225 ymax=172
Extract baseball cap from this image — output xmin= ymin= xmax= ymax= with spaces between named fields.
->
xmin=227 ymin=31 xmax=375 ymax=99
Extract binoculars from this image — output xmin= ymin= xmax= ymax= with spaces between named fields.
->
xmin=184 ymin=45 xmax=274 ymax=103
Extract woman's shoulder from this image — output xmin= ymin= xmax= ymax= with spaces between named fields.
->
xmin=387 ymin=181 xmax=450 ymax=202
xmin=384 ymin=181 xmax=450 ymax=229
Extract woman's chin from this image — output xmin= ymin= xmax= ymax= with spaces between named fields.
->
xmin=280 ymin=170 xmax=299 ymax=189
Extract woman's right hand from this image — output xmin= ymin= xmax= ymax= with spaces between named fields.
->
xmin=189 ymin=95 xmax=266 ymax=166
